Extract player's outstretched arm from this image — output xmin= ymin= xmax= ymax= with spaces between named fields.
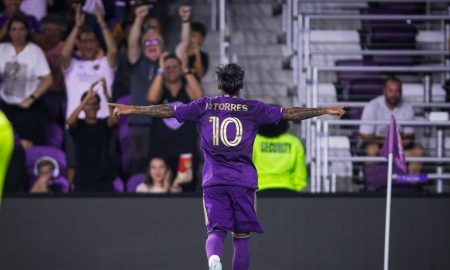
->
xmin=108 ymin=103 xmax=174 ymax=118
xmin=282 ymin=105 xmax=349 ymax=121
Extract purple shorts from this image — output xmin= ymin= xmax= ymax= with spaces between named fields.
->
xmin=202 ymin=185 xmax=264 ymax=234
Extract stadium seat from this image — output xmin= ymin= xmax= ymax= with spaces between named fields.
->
xmin=116 ymin=95 xmax=131 ymax=175
xmin=127 ymin=173 xmax=146 ymax=193
xmin=327 ymin=136 xmax=353 ymax=178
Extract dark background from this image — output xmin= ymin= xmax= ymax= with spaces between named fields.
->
xmin=0 ymin=195 xmax=449 ymax=270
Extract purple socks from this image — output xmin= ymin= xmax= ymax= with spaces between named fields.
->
xmin=205 ymin=231 xmax=250 ymax=270
xmin=232 ymin=236 xmax=250 ymax=270
xmin=205 ymin=230 xmax=226 ymax=259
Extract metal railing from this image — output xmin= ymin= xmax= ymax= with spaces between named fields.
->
xmin=317 ymin=120 xmax=450 ymax=194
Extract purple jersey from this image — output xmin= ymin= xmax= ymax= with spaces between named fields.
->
xmin=173 ymin=96 xmax=283 ymax=189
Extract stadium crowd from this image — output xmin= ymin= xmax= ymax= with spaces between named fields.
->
xmin=0 ymin=0 xmax=220 ymax=193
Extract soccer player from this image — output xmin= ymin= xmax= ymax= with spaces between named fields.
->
xmin=109 ymin=64 xmax=347 ymax=270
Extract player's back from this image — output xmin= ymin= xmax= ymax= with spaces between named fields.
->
xmin=194 ymin=96 xmax=283 ymax=189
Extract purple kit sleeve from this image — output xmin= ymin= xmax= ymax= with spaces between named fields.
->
xmin=255 ymin=101 xmax=284 ymax=125
xmin=172 ymin=97 xmax=205 ymax=123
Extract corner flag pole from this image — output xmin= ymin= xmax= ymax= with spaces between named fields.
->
xmin=381 ymin=115 xmax=406 ymax=270
xmin=383 ymin=152 xmax=394 ymax=270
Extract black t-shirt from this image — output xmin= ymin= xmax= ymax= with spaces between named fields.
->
xmin=149 ymin=82 xmax=198 ymax=158
xmin=188 ymin=50 xmax=209 ymax=81
xmin=69 ymin=119 xmax=115 ymax=184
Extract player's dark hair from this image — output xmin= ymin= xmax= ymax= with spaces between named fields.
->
xmin=190 ymin=21 xmax=207 ymax=37
xmin=258 ymin=119 xmax=289 ymax=138
xmin=215 ymin=63 xmax=245 ymax=95
xmin=384 ymin=76 xmax=402 ymax=88
xmin=80 ymin=91 xmax=101 ymax=104
xmin=145 ymin=156 xmax=170 ymax=186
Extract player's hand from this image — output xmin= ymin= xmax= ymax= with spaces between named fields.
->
xmin=108 ymin=103 xmax=135 ymax=118
xmin=135 ymin=5 xmax=149 ymax=20
xmin=179 ymin=5 xmax=191 ymax=21
xmin=325 ymin=104 xmax=350 ymax=117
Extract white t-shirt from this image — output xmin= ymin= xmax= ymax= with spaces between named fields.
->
xmin=359 ymin=95 xmax=414 ymax=137
xmin=64 ymin=56 xmax=115 ymax=119
xmin=0 ymin=42 xmax=51 ymax=105
xmin=21 ymin=0 xmax=47 ymax=20
xmin=136 ymin=183 xmax=166 ymax=193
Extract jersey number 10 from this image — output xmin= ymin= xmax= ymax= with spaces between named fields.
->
xmin=209 ymin=116 xmax=243 ymax=147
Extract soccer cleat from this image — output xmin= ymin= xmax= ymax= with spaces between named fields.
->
xmin=209 ymin=260 xmax=222 ymax=270
xmin=208 ymin=255 xmax=222 ymax=270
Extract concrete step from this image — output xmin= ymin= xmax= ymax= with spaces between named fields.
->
xmin=244 ymin=69 xmax=291 ymax=83
xmin=231 ymin=17 xmax=281 ymax=31
xmin=230 ymin=3 xmax=273 ymax=16
xmin=233 ymin=44 xmax=283 ymax=56
xmin=237 ymin=56 xmax=284 ymax=70
xmin=233 ymin=30 xmax=279 ymax=45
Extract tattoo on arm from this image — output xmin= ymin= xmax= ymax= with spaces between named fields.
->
xmin=131 ymin=104 xmax=174 ymax=118
xmin=282 ymin=107 xmax=327 ymax=121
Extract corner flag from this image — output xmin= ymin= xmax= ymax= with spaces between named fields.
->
xmin=380 ymin=115 xmax=407 ymax=173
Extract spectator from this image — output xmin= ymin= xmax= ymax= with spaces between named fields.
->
xmin=253 ymin=119 xmax=307 ymax=193
xmin=67 ymin=79 xmax=117 ymax=192
xmin=111 ymin=2 xmax=162 ymax=101
xmin=0 ymin=0 xmax=40 ymax=40
xmin=60 ymin=0 xmax=102 ymax=43
xmin=187 ymin=21 xmax=209 ymax=80
xmin=360 ymin=76 xmax=424 ymax=174
xmin=0 ymin=15 xmax=53 ymax=148
xmin=30 ymin=156 xmax=65 ymax=193
xmin=147 ymin=53 xmax=203 ymax=192
xmin=126 ymin=4 xmax=163 ymax=174
xmin=37 ymin=15 xmax=67 ymax=94
xmin=135 ymin=156 xmax=191 ymax=193
xmin=61 ymin=3 xmax=117 ymax=120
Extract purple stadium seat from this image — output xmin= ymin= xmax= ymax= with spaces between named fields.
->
xmin=116 ymin=95 xmax=131 ymax=175
xmin=127 ymin=173 xmax=145 ymax=193
xmin=51 ymin=176 xmax=70 ymax=193
xmin=335 ymin=60 xmax=382 ymax=86
xmin=114 ymin=177 xmax=125 ymax=193
xmin=348 ymin=78 xmax=384 ymax=101
xmin=335 ymin=60 xmax=383 ymax=101
xmin=46 ymin=122 xmax=64 ymax=149
xmin=363 ymin=163 xmax=422 ymax=193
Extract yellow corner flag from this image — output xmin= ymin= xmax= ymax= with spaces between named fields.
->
xmin=0 ymin=111 xmax=14 ymax=208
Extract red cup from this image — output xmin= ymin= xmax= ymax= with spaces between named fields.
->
xmin=178 ymin=153 xmax=193 ymax=173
